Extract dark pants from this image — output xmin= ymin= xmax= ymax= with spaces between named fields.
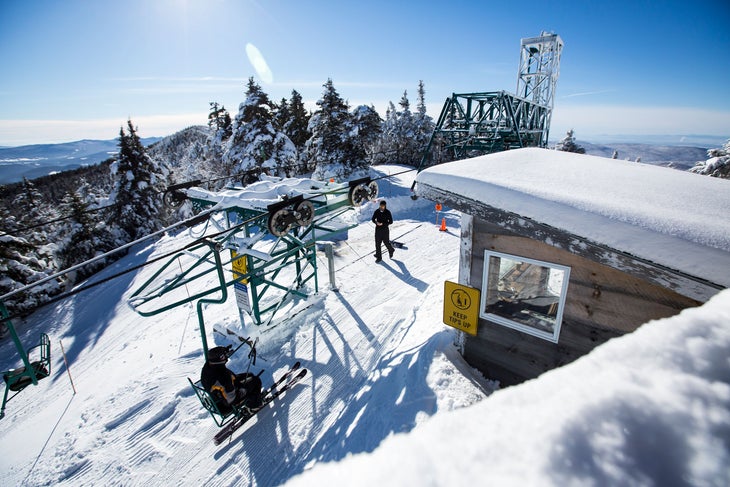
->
xmin=375 ymin=226 xmax=394 ymax=259
xmin=235 ymin=373 xmax=263 ymax=407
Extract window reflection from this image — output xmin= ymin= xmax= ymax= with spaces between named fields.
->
xmin=481 ymin=251 xmax=570 ymax=342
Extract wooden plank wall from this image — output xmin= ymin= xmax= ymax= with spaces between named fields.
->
xmin=464 ymin=218 xmax=701 ymax=386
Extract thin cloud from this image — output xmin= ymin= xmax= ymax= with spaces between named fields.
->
xmin=561 ymin=89 xmax=617 ymax=99
xmin=108 ymin=76 xmax=248 ymax=82
xmin=552 ymin=105 xmax=730 ymax=136
xmin=274 ymin=79 xmax=414 ymax=90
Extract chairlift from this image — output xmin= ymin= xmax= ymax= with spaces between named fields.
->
xmin=188 ymin=337 xmax=259 ymax=427
xmin=1 ymin=301 xmax=52 ymax=419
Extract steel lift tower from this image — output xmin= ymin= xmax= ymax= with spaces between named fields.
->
xmin=516 ymin=32 xmax=563 ymax=144
xmin=416 ymin=32 xmax=563 ymax=171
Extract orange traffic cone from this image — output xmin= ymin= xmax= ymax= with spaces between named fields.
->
xmin=439 ymin=218 xmax=447 ymax=231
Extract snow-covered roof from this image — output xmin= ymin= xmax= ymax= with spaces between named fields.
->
xmin=415 ymin=147 xmax=730 ymax=290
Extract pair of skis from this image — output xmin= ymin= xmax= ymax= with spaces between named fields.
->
xmin=213 ymin=362 xmax=307 ymax=445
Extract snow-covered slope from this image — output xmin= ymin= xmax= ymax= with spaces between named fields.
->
xmin=1 ymin=165 xmax=727 ymax=486
xmin=0 ymin=166 xmax=494 ymax=486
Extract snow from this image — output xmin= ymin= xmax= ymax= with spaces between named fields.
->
xmin=415 ymin=147 xmax=730 ymax=289
xmin=286 ymin=288 xmax=730 ymax=486
xmin=185 ymin=175 xmax=343 ymax=212
xmin=1 ymin=166 xmax=728 ymax=486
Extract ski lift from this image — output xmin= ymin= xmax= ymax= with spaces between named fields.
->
xmin=1 ymin=302 xmax=51 ymax=419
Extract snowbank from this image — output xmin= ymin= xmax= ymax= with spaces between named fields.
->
xmin=415 ymin=148 xmax=730 ymax=288
xmin=285 ymin=289 xmax=730 ymax=486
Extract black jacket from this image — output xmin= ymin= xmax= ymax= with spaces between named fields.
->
xmin=201 ymin=362 xmax=237 ymax=404
xmin=372 ymin=208 xmax=393 ymax=229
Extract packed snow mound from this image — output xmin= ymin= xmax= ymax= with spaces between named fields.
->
xmin=285 ymin=289 xmax=730 ymax=486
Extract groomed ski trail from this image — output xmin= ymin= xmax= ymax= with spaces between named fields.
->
xmin=166 ymin=217 xmax=463 ymax=487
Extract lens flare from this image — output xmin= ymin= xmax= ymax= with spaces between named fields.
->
xmin=245 ymin=43 xmax=274 ymax=85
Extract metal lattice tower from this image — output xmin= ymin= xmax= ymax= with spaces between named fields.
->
xmin=516 ymin=32 xmax=564 ymax=145
xmin=415 ymin=32 xmax=563 ymax=173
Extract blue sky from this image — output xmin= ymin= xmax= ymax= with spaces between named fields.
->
xmin=1 ymin=0 xmax=729 ymax=146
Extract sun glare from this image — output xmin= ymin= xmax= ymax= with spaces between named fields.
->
xmin=246 ymin=43 xmax=274 ymax=85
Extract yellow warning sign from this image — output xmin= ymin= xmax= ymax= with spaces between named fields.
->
xmin=231 ymin=250 xmax=251 ymax=313
xmin=231 ymin=250 xmax=248 ymax=284
xmin=443 ymin=281 xmax=480 ymax=336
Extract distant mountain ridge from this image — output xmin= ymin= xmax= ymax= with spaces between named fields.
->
xmin=0 ymin=137 xmax=162 ymax=184
xmin=579 ymin=141 xmax=708 ymax=169
xmin=0 ymin=132 xmax=717 ymax=185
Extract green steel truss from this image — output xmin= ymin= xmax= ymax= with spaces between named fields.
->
xmin=419 ymin=91 xmax=550 ymax=168
xmin=129 ymin=178 xmax=376 ymax=356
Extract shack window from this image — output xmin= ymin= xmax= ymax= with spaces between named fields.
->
xmin=480 ymin=250 xmax=570 ymax=343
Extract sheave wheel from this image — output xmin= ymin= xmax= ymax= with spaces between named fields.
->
xmin=295 ymin=200 xmax=314 ymax=226
xmin=268 ymin=208 xmax=294 ymax=237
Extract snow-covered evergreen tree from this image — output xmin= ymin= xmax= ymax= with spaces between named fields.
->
xmin=208 ymin=102 xmax=232 ymax=141
xmin=690 ymin=139 xmax=730 ymax=179
xmin=555 ymin=129 xmax=586 ymax=154
xmin=0 ymin=231 xmax=63 ymax=318
xmin=371 ymin=101 xmax=399 ymax=166
xmin=395 ymin=91 xmax=417 ymax=165
xmin=372 ymin=83 xmax=433 ymax=167
xmin=0 ymin=180 xmax=64 ymax=317
xmin=201 ymin=103 xmax=232 ymax=184
xmin=225 ymin=78 xmax=296 ymax=180
xmin=110 ymin=119 xmax=168 ymax=242
xmin=414 ymin=80 xmax=435 ymax=166
xmin=380 ymin=90 xmax=422 ymax=166
xmin=57 ymin=189 xmax=114 ymax=283
xmin=11 ymin=178 xmax=59 ymax=246
xmin=286 ymin=90 xmax=311 ymax=153
xmin=351 ymin=104 xmax=382 ymax=162
xmin=273 ymin=97 xmax=290 ymax=132
xmin=306 ymin=79 xmax=368 ymax=180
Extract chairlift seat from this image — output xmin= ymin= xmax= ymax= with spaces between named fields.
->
xmin=188 ymin=378 xmax=243 ymax=427
xmin=1 ymin=332 xmax=52 ymax=419
xmin=4 ymin=361 xmax=50 ymax=392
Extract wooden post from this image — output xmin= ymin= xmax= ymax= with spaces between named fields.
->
xmin=58 ymin=339 xmax=76 ymax=395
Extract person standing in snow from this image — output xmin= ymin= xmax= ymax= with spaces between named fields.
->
xmin=201 ymin=346 xmax=263 ymax=411
xmin=372 ymin=200 xmax=395 ymax=263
